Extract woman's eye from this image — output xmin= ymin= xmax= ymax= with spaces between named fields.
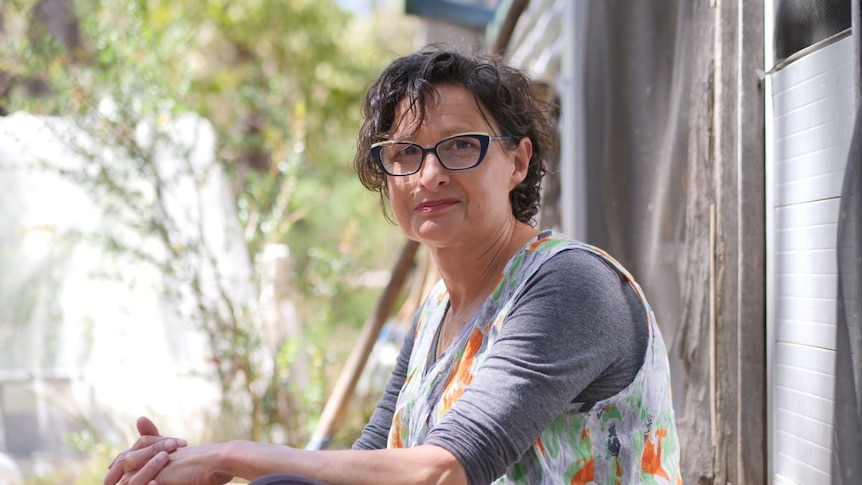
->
xmin=401 ymin=144 xmax=421 ymax=156
xmin=447 ymin=138 xmax=479 ymax=151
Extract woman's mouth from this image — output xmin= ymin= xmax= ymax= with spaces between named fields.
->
xmin=415 ymin=199 xmax=459 ymax=212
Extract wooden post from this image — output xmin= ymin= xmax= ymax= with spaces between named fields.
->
xmin=712 ymin=0 xmax=766 ymax=482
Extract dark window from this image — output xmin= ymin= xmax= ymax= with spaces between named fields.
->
xmin=774 ymin=0 xmax=852 ymax=60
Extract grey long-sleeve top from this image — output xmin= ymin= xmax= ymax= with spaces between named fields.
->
xmin=352 ymin=248 xmax=649 ymax=485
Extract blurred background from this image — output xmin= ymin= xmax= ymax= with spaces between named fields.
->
xmin=1 ymin=1 xmax=861 ymax=484
xmin=0 ymin=0 xmax=434 ymax=482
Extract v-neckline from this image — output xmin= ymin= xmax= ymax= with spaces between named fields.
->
xmin=422 ymin=231 xmax=551 ymax=370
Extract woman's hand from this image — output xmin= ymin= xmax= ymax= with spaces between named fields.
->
xmin=114 ymin=451 xmax=169 ymax=485
xmin=103 ymin=417 xmax=188 ymax=485
xmin=150 ymin=443 xmax=234 ymax=485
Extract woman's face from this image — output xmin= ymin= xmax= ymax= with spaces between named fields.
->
xmin=384 ymin=84 xmax=532 ymax=249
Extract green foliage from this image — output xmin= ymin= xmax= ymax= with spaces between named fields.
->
xmin=2 ymin=0 xmax=414 ymax=456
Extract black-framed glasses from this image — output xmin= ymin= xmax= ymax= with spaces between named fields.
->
xmin=370 ymin=132 xmax=517 ymax=176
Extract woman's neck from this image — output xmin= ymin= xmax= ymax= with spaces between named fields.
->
xmin=430 ymin=223 xmax=539 ymax=311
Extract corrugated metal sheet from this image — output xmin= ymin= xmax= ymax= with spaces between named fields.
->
xmin=770 ymin=35 xmax=856 ymax=484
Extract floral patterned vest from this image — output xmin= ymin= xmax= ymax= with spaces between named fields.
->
xmin=388 ymin=231 xmax=681 ymax=484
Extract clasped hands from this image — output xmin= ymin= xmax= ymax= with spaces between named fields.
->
xmin=103 ymin=416 xmax=232 ymax=485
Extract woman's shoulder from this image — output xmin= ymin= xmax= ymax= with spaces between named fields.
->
xmin=538 ymin=243 xmax=628 ymax=286
xmin=526 ymin=243 xmax=646 ymax=324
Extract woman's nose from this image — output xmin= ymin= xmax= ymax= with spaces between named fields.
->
xmin=417 ymin=152 xmax=449 ymax=187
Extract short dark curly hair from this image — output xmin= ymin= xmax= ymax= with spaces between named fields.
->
xmin=354 ymin=44 xmax=558 ymax=225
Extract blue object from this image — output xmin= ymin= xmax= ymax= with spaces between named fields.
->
xmin=405 ymin=0 xmax=496 ymax=29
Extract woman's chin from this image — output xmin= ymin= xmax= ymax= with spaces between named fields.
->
xmin=411 ymin=221 xmax=462 ymax=246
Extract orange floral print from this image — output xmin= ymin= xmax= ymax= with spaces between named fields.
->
xmin=440 ymin=328 xmax=484 ymax=413
xmin=641 ymin=428 xmax=670 ymax=480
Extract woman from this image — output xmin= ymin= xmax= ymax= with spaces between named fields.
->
xmin=104 ymin=45 xmax=681 ymax=485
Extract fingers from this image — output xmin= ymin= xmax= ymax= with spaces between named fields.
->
xmin=105 ymin=458 xmax=127 ymax=485
xmin=108 ymin=435 xmax=170 ymax=470
xmin=104 ymin=417 xmax=187 ymax=485
xmin=128 ymin=451 xmax=169 ymax=485
xmin=114 ymin=452 xmax=168 ymax=485
xmin=108 ymin=417 xmax=164 ymax=471
xmin=137 ymin=416 xmax=160 ymax=437
xmin=131 ymin=435 xmax=187 ymax=452
xmin=104 ymin=440 xmax=182 ymax=485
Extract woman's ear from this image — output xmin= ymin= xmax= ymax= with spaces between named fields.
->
xmin=510 ymin=137 xmax=533 ymax=187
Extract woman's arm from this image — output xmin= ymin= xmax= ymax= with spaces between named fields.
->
xmin=352 ymin=321 xmax=415 ymax=450
xmin=424 ymin=249 xmax=648 ymax=484
xmin=105 ymin=324 xmax=426 ymax=485
xmin=149 ymin=441 xmax=467 ymax=485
